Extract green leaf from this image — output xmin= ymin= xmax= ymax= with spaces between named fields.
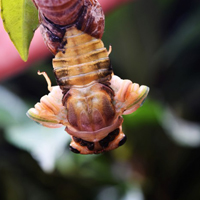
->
xmin=1 ymin=0 xmax=38 ymax=61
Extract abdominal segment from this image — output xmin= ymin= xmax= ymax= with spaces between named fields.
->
xmin=53 ymin=26 xmax=112 ymax=91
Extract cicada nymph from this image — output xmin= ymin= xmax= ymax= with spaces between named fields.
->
xmin=27 ymin=0 xmax=149 ymax=154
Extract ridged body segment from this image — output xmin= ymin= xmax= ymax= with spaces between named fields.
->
xmin=28 ymin=0 xmax=150 ymax=154
xmin=33 ymin=0 xmax=105 ymax=54
xmin=53 ymin=26 xmax=112 ymax=90
xmin=63 ymin=83 xmax=116 ymax=133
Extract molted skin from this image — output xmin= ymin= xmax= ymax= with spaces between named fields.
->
xmin=33 ymin=0 xmax=104 ymax=54
xmin=33 ymin=0 xmax=84 ymax=26
xmin=28 ymin=0 xmax=150 ymax=154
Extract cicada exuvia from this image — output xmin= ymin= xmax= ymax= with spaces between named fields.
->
xmin=27 ymin=0 xmax=149 ymax=154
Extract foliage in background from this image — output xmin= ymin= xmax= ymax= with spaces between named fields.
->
xmin=0 ymin=0 xmax=38 ymax=61
xmin=1 ymin=0 xmax=200 ymax=200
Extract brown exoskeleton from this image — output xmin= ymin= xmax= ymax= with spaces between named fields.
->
xmin=27 ymin=0 xmax=149 ymax=154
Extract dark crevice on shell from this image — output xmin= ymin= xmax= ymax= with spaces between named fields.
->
xmin=39 ymin=14 xmax=66 ymax=54
xmin=99 ymin=128 xmax=120 ymax=148
xmin=69 ymin=145 xmax=80 ymax=153
xmin=73 ymin=136 xmax=94 ymax=151
xmin=118 ymin=135 xmax=127 ymax=147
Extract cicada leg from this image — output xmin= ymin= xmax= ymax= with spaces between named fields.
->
xmin=108 ymin=45 xmax=112 ymax=56
xmin=123 ymin=84 xmax=149 ymax=115
xmin=110 ymin=75 xmax=149 ymax=115
xmin=27 ymin=71 xmax=68 ymax=128
xmin=38 ymin=71 xmax=52 ymax=92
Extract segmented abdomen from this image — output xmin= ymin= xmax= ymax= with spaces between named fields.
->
xmin=53 ymin=26 xmax=112 ymax=90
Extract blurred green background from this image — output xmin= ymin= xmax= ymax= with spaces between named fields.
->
xmin=1 ymin=0 xmax=200 ymax=199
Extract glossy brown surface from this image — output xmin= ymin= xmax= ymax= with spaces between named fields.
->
xmin=63 ymin=83 xmax=115 ymax=132
xmin=33 ymin=0 xmax=84 ymax=26
xmin=28 ymin=0 xmax=150 ymax=155
xmin=33 ymin=0 xmax=105 ymax=54
xmin=77 ymin=0 xmax=105 ymax=38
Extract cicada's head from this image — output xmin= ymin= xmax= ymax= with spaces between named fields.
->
xmin=62 ymin=83 xmax=115 ymax=137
